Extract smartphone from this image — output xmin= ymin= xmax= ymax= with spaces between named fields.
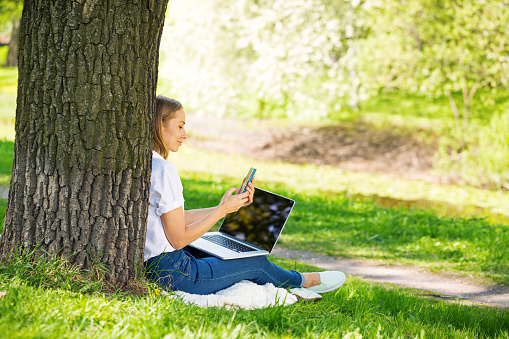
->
xmin=236 ymin=167 xmax=257 ymax=194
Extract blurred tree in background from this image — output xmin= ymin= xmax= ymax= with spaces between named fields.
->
xmin=1 ymin=0 xmax=507 ymax=188
xmin=367 ymin=0 xmax=509 ymax=189
xmin=0 ymin=0 xmax=22 ymax=67
xmin=161 ymin=0 xmax=509 ymax=189
xmin=371 ymin=0 xmax=509 ymax=125
xmin=162 ymin=0 xmax=373 ymax=118
xmin=162 ymin=0 xmax=508 ymax=120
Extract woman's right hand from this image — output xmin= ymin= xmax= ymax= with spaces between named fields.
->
xmin=218 ymin=187 xmax=251 ymax=215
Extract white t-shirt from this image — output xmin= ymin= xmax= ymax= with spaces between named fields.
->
xmin=144 ymin=151 xmax=185 ymax=260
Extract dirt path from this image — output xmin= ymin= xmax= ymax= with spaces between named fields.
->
xmin=273 ymin=247 xmax=509 ymax=308
xmin=186 ymin=112 xmax=441 ymax=184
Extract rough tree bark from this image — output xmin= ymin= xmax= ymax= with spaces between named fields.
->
xmin=0 ymin=0 xmax=169 ymax=286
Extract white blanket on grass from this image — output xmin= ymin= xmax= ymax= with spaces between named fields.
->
xmin=164 ymin=280 xmax=298 ymax=310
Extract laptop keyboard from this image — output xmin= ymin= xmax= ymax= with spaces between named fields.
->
xmin=202 ymin=234 xmax=256 ymax=253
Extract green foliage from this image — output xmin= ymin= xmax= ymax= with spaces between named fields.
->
xmin=158 ymin=0 xmax=509 ymax=189
xmin=162 ymin=0 xmax=509 ymax=117
xmin=161 ymin=0 xmax=364 ymax=118
xmin=369 ymin=0 xmax=509 ymax=93
xmin=358 ymin=90 xmax=509 ymax=189
xmin=0 ymin=0 xmax=22 ymax=36
xmin=436 ymin=111 xmax=509 ymax=190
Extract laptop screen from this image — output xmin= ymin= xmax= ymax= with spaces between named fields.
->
xmin=219 ymin=187 xmax=295 ymax=251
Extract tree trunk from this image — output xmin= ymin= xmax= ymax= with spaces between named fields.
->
xmin=447 ymin=91 xmax=466 ymax=149
xmin=347 ymin=38 xmax=360 ymax=111
xmin=4 ymin=19 xmax=20 ymax=67
xmin=0 ymin=0 xmax=169 ymax=286
xmin=345 ymin=0 xmax=361 ymax=111
xmin=461 ymin=77 xmax=479 ymax=125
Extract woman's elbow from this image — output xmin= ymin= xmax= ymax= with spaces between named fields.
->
xmin=173 ymin=243 xmax=186 ymax=251
xmin=168 ymin=238 xmax=186 ymax=250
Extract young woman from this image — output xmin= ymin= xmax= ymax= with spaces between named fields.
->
xmin=144 ymin=96 xmax=346 ymax=296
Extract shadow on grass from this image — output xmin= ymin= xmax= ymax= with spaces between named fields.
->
xmin=0 ymin=198 xmax=6 ymax=233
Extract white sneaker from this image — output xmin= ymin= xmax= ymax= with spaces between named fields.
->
xmin=307 ymin=271 xmax=346 ymax=294
xmin=290 ymin=288 xmax=323 ymax=301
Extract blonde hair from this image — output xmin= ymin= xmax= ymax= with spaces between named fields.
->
xmin=153 ymin=96 xmax=183 ymax=159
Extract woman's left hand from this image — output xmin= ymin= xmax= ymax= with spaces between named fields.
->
xmin=244 ymin=181 xmax=255 ymax=206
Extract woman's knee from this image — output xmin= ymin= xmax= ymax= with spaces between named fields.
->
xmin=245 ymin=255 xmax=272 ymax=267
xmin=246 ymin=255 xmax=280 ymax=275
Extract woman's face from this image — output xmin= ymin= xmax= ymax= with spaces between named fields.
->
xmin=162 ymin=108 xmax=187 ymax=153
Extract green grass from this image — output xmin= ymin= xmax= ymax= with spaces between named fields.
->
xmin=0 ymin=46 xmax=8 ymax=66
xmin=284 ymin=193 xmax=509 ymax=284
xmin=0 ymin=253 xmax=508 ymax=338
xmin=0 ymin=137 xmax=508 ymax=338
xmin=0 ymin=139 xmax=13 ymax=185
xmin=358 ymin=90 xmax=509 ymax=123
xmin=1 ymin=68 xmax=508 ymax=337
xmin=0 ymin=66 xmax=17 ymax=140
xmin=0 ymin=66 xmax=17 ymax=89
xmin=325 ymin=89 xmax=509 ymax=190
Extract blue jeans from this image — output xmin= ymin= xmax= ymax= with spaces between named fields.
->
xmin=144 ymin=247 xmax=304 ymax=295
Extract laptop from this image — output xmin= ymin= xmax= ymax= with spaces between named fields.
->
xmin=189 ymin=187 xmax=295 ymax=260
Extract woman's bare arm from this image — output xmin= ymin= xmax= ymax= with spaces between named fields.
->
xmin=161 ymin=205 xmax=227 ymax=250
xmin=161 ymin=183 xmax=254 ymax=250
xmin=184 ymin=208 xmax=216 ymax=226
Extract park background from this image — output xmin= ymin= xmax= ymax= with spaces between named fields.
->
xmin=0 ymin=0 xmax=509 ymax=338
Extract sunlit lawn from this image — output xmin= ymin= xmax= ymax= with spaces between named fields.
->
xmin=172 ymin=146 xmax=509 ymax=223
xmin=0 ymin=66 xmax=16 ymax=141
xmin=1 ymin=149 xmax=508 ymax=285
xmin=359 ymin=90 xmax=509 ymax=124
